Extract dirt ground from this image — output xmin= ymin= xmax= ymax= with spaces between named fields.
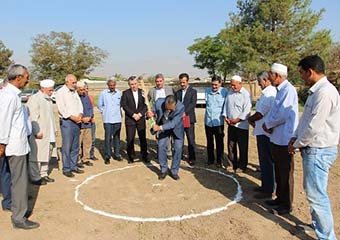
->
xmin=1 ymin=101 xmax=339 ymax=240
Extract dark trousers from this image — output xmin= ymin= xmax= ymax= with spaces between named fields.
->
xmin=90 ymin=122 xmax=96 ymax=158
xmin=60 ymin=119 xmax=80 ymax=173
xmin=271 ymin=143 xmax=294 ymax=209
xmin=104 ymin=123 xmax=121 ymax=160
xmin=227 ymin=126 xmax=249 ymax=170
xmin=205 ymin=125 xmax=224 ymax=164
xmin=125 ymin=124 xmax=147 ymax=160
xmin=8 ymin=155 xmax=28 ymax=224
xmin=184 ymin=123 xmax=196 ymax=161
xmin=0 ymin=156 xmax=11 ymax=209
xmin=256 ymin=135 xmax=275 ymax=193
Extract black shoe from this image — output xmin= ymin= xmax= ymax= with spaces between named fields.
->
xmin=12 ymin=219 xmax=40 ymax=230
xmin=71 ymin=168 xmax=84 ymax=174
xmin=43 ymin=176 xmax=55 ymax=183
xmin=207 ymin=161 xmax=214 ymax=166
xmin=169 ymin=172 xmax=180 ymax=180
xmin=31 ymin=178 xmax=47 ymax=186
xmin=90 ymin=156 xmax=98 ymax=160
xmin=187 ymin=160 xmax=195 ymax=166
xmin=83 ymin=160 xmax=93 ymax=166
xmin=127 ymin=159 xmax=134 ymax=164
xmin=271 ymin=206 xmax=292 ymax=215
xmin=158 ymin=172 xmax=167 ymax=180
xmin=63 ymin=171 xmax=75 ymax=178
xmin=296 ymin=223 xmax=315 ymax=233
xmin=265 ymin=199 xmax=281 ymax=206
xmin=216 ymin=163 xmax=222 ymax=168
xmin=113 ymin=155 xmax=122 ymax=161
xmin=77 ymin=162 xmax=85 ymax=168
xmin=104 ymin=158 xmax=110 ymax=165
xmin=142 ymin=155 xmax=150 ymax=163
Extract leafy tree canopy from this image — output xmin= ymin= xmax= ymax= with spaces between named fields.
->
xmin=0 ymin=40 xmax=13 ymax=78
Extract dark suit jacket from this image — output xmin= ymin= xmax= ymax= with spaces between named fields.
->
xmin=152 ymin=98 xmax=184 ymax=139
xmin=176 ymin=85 xmax=197 ymax=123
xmin=121 ymin=88 xmax=147 ymax=129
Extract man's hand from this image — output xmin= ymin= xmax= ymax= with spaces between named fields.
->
xmin=229 ymin=118 xmax=240 ymax=125
xmin=225 ymin=117 xmax=231 ymax=125
xmin=0 ymin=144 xmax=6 ymax=157
xmin=70 ymin=115 xmax=82 ymax=123
xmin=248 ymin=119 xmax=255 ymax=128
xmin=262 ymin=123 xmax=273 ymax=134
xmin=132 ymin=113 xmax=141 ymax=121
xmin=35 ymin=132 xmax=43 ymax=139
xmin=288 ymin=137 xmax=297 ymax=155
xmin=82 ymin=117 xmax=91 ymax=123
xmin=147 ymin=110 xmax=155 ymax=118
xmin=152 ymin=124 xmax=161 ymax=132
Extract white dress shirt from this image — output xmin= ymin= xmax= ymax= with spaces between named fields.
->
xmin=155 ymin=88 xmax=166 ymax=101
xmin=0 ymin=83 xmax=30 ymax=156
xmin=265 ymin=80 xmax=299 ymax=146
xmin=293 ymin=77 xmax=340 ymax=148
xmin=253 ymin=85 xmax=277 ymax=136
xmin=132 ymin=90 xmax=139 ymax=109
xmin=56 ymin=85 xmax=83 ymax=119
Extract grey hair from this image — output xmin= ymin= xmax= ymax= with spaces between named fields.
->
xmin=257 ymin=71 xmax=269 ymax=81
xmin=155 ymin=73 xmax=164 ymax=80
xmin=7 ymin=64 xmax=27 ymax=81
xmin=107 ymin=79 xmax=116 ymax=85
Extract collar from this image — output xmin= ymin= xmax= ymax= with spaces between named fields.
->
xmin=7 ymin=83 xmax=21 ymax=95
xmin=276 ymin=79 xmax=288 ymax=92
xmin=308 ymin=76 xmax=328 ymax=95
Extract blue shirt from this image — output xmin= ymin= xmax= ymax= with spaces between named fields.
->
xmin=223 ymin=87 xmax=252 ymax=130
xmin=204 ymin=87 xmax=227 ymax=127
xmin=265 ymin=80 xmax=299 ymax=146
xmin=98 ymin=89 xmax=122 ymax=124
xmin=80 ymin=95 xmax=93 ymax=129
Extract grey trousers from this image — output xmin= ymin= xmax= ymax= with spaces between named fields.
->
xmin=8 ymin=155 xmax=28 ymax=223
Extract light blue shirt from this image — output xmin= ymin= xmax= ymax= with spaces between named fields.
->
xmin=265 ymin=80 xmax=299 ymax=146
xmin=204 ymin=87 xmax=227 ymax=127
xmin=223 ymin=87 xmax=252 ymax=130
xmin=98 ymin=89 xmax=122 ymax=124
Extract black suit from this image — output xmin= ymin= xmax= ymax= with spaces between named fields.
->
xmin=121 ymin=88 xmax=148 ymax=161
xmin=176 ymin=85 xmax=197 ymax=162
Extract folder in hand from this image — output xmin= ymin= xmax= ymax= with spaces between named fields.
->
xmin=183 ymin=115 xmax=190 ymax=128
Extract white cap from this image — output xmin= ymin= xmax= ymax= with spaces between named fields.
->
xmin=40 ymin=79 xmax=55 ymax=88
xmin=231 ymin=75 xmax=242 ymax=82
xmin=271 ymin=63 xmax=288 ymax=77
xmin=76 ymin=80 xmax=86 ymax=88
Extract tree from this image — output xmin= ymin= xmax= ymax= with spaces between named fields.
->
xmin=0 ymin=40 xmax=13 ymax=78
xmin=30 ymin=31 xmax=108 ymax=83
xmin=326 ymin=42 xmax=340 ymax=85
xmin=188 ymin=0 xmax=332 ymax=83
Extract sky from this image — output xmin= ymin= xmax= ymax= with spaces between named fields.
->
xmin=0 ymin=0 xmax=339 ymax=78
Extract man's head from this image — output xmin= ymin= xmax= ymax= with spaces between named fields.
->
xmin=76 ymin=80 xmax=86 ymax=96
xmin=257 ymin=71 xmax=272 ymax=90
xmin=84 ymin=82 xmax=89 ymax=95
xmin=230 ymin=75 xmax=242 ymax=92
xmin=164 ymin=95 xmax=177 ymax=112
xmin=179 ymin=73 xmax=189 ymax=90
xmin=107 ymin=79 xmax=117 ymax=92
xmin=155 ymin=73 xmax=164 ymax=89
xmin=65 ymin=74 xmax=77 ymax=91
xmin=40 ymin=79 xmax=55 ymax=97
xmin=298 ymin=55 xmax=325 ymax=87
xmin=211 ymin=75 xmax=222 ymax=93
xmin=7 ymin=64 xmax=29 ymax=90
xmin=269 ymin=63 xmax=288 ymax=87
xmin=128 ymin=76 xmax=139 ymax=92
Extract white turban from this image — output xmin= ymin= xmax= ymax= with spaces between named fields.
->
xmin=231 ymin=75 xmax=242 ymax=82
xmin=271 ymin=63 xmax=288 ymax=77
xmin=76 ymin=80 xmax=86 ymax=88
xmin=40 ymin=79 xmax=55 ymax=88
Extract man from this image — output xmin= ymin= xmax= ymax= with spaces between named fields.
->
xmin=85 ymin=83 xmax=98 ymax=161
xmin=27 ymin=79 xmax=57 ymax=185
xmin=204 ymin=75 xmax=227 ymax=168
xmin=149 ymin=95 xmax=184 ymax=180
xmin=263 ymin=63 xmax=299 ymax=215
xmin=56 ymin=74 xmax=84 ymax=177
xmin=223 ymin=75 xmax=251 ymax=172
xmin=288 ymin=55 xmax=340 ymax=239
xmin=248 ymin=71 xmax=277 ymax=198
xmin=121 ymin=76 xmax=148 ymax=163
xmin=175 ymin=73 xmax=197 ymax=166
xmin=77 ymin=80 xmax=94 ymax=167
xmin=147 ymin=73 xmax=175 ymax=104
xmin=98 ymin=78 xmax=122 ymax=164
xmin=0 ymin=64 xmax=39 ymax=229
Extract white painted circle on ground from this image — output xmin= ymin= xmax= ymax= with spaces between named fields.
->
xmin=74 ymin=165 xmax=243 ymax=222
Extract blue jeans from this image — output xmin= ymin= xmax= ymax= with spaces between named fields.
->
xmin=301 ymin=146 xmax=337 ymax=240
xmin=158 ymin=134 xmax=183 ymax=175
xmin=103 ymin=123 xmax=121 ymax=160
xmin=0 ymin=156 xmax=11 ymax=209
xmin=90 ymin=122 xmax=96 ymax=158
xmin=256 ymin=135 xmax=275 ymax=193
xmin=60 ymin=119 xmax=80 ymax=173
